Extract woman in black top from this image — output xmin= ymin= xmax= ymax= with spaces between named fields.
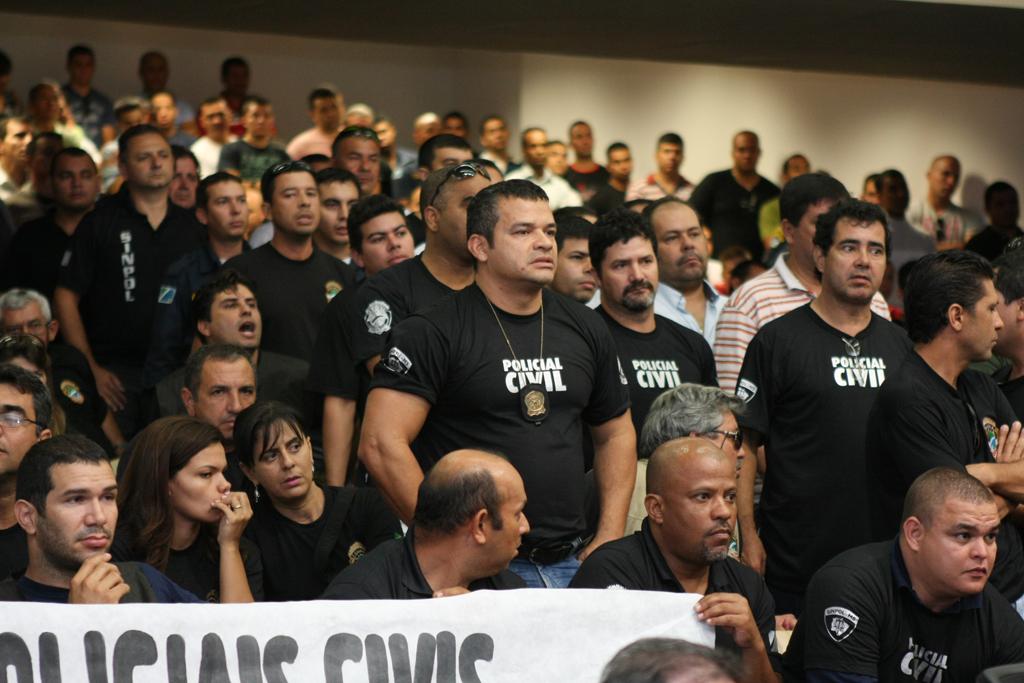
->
xmin=234 ymin=401 xmax=400 ymax=600
xmin=114 ymin=416 xmax=262 ymax=602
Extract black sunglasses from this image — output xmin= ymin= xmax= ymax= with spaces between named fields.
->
xmin=427 ymin=162 xmax=491 ymax=208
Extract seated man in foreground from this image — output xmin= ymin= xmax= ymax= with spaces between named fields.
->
xmin=321 ymin=449 xmax=527 ymax=599
xmin=783 ymin=467 xmax=1024 ymax=682
xmin=0 ymin=434 xmax=200 ymax=603
xmin=571 ymin=437 xmax=778 ymax=683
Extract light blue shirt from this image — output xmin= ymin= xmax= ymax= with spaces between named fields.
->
xmin=653 ymin=280 xmax=725 ymax=345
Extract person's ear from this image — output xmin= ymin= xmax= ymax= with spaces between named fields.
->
xmin=948 ymin=303 xmax=966 ymax=332
xmin=423 ymin=205 xmax=441 ymax=234
xmin=470 ymin=508 xmax=489 ymax=545
xmin=181 ymin=387 xmax=196 ymax=416
xmin=903 ymin=516 xmax=925 ymax=551
xmin=467 ymin=234 xmax=489 ymax=263
xmin=813 ymin=244 xmax=826 ymax=273
xmin=645 ymin=493 xmax=665 ymax=524
xmin=14 ymin=500 xmax=39 ymax=535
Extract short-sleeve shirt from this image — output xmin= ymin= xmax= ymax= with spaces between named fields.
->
xmin=597 ymin=307 xmax=717 ymax=438
xmin=308 ymin=283 xmax=365 ymax=401
xmin=736 ymin=304 xmax=913 ymax=595
xmin=570 ymin=518 xmax=779 ymax=666
xmin=217 ymin=140 xmax=290 ymax=183
xmin=783 ymin=540 xmax=1024 ymax=682
xmin=566 ymin=164 xmax=610 ymax=204
xmin=244 ymin=485 xmax=401 ymax=601
xmin=865 ymin=352 xmax=1024 ymax=603
xmin=371 ymin=284 xmax=631 ymax=545
xmin=688 ymin=169 xmax=780 ymax=261
xmin=350 ymin=255 xmax=457 ymax=365
xmin=57 ymin=189 xmax=204 ymax=366
xmin=224 ymin=243 xmax=356 ymax=362
xmin=320 ymin=530 xmax=525 ymax=599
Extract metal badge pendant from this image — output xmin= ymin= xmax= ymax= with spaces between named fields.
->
xmin=520 ymin=384 xmax=549 ymax=424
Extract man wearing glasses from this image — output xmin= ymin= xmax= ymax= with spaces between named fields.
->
xmin=736 ymin=200 xmax=912 ymax=617
xmin=0 ymin=364 xmax=52 ymax=580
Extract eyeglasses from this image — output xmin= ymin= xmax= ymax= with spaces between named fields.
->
xmin=0 ymin=411 xmax=43 ymax=430
xmin=427 ymin=162 xmax=491 ymax=208
xmin=704 ymin=428 xmax=743 ymax=450
xmin=1 ymin=320 xmax=47 ymax=336
xmin=335 ymin=126 xmax=381 ymax=145
xmin=265 ymin=160 xmax=313 ymax=179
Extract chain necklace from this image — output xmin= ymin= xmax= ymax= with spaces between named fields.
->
xmin=485 ymin=294 xmax=548 ymax=424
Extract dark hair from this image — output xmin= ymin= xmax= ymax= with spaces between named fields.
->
xmin=467 ymin=179 xmax=548 ymax=245
xmin=995 ymin=249 xmax=1024 ymax=303
xmin=192 ymin=270 xmax=258 ymax=341
xmin=520 ymin=127 xmax=545 ymax=145
xmin=0 ymin=362 xmax=51 ymax=433
xmin=656 ymin=132 xmax=683 ymax=149
xmin=779 ymin=172 xmax=848 ymax=227
xmin=414 ymin=460 xmax=505 ymax=535
xmin=196 ymin=171 xmax=243 ymax=209
xmin=478 ymin=114 xmax=505 ymax=135
xmin=301 ymin=153 xmax=331 ymax=167
xmin=878 ymin=169 xmax=908 ymax=191
xmin=623 ymin=198 xmax=653 ymax=213
xmin=864 ymin=173 xmax=882 ymax=193
xmin=117 ymin=416 xmax=222 ymax=570
xmin=17 ymin=435 xmax=108 ymax=514
xmin=0 ymin=336 xmax=66 ymax=435
xmin=315 ymin=166 xmax=359 ymax=190
xmin=0 ymin=116 xmax=29 ymax=141
xmin=331 ymin=126 xmax=380 ymax=160
xmin=199 ymin=96 xmax=226 ymax=113
xmin=419 ymin=162 xmax=491 ymax=216
xmin=442 ymin=111 xmax=468 ymax=128
xmin=555 ymin=214 xmax=592 ymax=250
xmin=50 ymin=147 xmax=94 ymax=178
xmin=118 ymin=124 xmax=165 ymax=160
xmin=171 ymin=144 xmax=199 ymax=169
xmin=183 ymin=344 xmax=254 ymax=397
xmin=0 ymin=50 xmax=11 ymax=77
xmin=66 ymin=44 xmax=95 ymax=64
xmin=553 ymin=206 xmax=597 ymax=223
xmin=904 ymin=250 xmax=994 ymax=344
xmin=260 ymin=159 xmax=314 ymax=203
xmin=600 ymin=637 xmax=742 ymax=683
xmin=730 ymin=260 xmax=763 ymax=285
xmin=418 ymin=134 xmax=473 ymax=169
xmin=220 ymin=56 xmax=249 ymax=80
xmin=233 ymin=401 xmax=307 ymax=470
xmin=607 ymin=142 xmax=629 ymax=157
xmin=897 ymin=259 xmax=918 ymax=293
xmin=813 ymin=198 xmax=890 ymax=256
xmin=27 ymin=132 xmax=63 ymax=159
xmin=349 ymin=194 xmax=405 ymax=253
xmin=589 ymin=207 xmax=657 ymax=272
xmin=642 ymin=196 xmax=702 ymax=228
xmin=308 ymin=87 xmax=337 ymax=109
xmin=546 ymin=139 xmax=566 ymax=149
xmin=241 ymin=94 xmax=270 ymax=117
xmin=985 ymin=181 xmax=1017 ymax=209
xmin=569 ymin=120 xmax=590 ymax=134
xmin=902 ymin=467 xmax=995 ymax=526
xmin=781 ymin=153 xmax=808 ymax=176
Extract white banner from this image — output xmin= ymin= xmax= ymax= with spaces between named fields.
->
xmin=1 ymin=588 xmax=713 ymax=682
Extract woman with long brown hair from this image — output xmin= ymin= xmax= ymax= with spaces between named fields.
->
xmin=114 ymin=415 xmax=262 ymax=602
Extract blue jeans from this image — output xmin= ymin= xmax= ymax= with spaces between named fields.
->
xmin=509 ymin=556 xmax=580 ymax=588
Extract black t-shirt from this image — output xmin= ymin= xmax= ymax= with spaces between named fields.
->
xmin=371 ymin=284 xmax=631 ymax=545
xmin=965 ymin=226 xmax=1022 ymax=263
xmin=993 ymin=364 xmax=1024 ymax=421
xmin=1 ymin=562 xmax=201 ymax=603
xmin=308 ymin=282 xmax=365 ymax=401
xmin=225 ymin=243 xmax=356 ymax=363
xmin=350 ymin=255 xmax=456 ymax=366
xmin=570 ymin=518 xmax=778 ymax=666
xmin=243 ymin=485 xmax=401 ymax=601
xmin=783 ymin=540 xmax=1024 ymax=682
xmin=57 ymin=190 xmax=204 ymax=366
xmin=737 ymin=305 xmax=913 ymax=595
xmin=0 ymin=523 xmax=27 ymax=580
xmin=111 ymin=529 xmax=263 ymax=602
xmin=0 ymin=211 xmax=69 ymax=300
xmin=597 ymin=308 xmax=717 ymax=439
xmin=865 ymin=352 xmax=1024 ymax=603
xmin=217 ymin=140 xmax=290 ymax=182
xmin=320 ymin=530 xmax=525 ymax=599
xmin=49 ymin=343 xmax=113 ymax=453
xmin=566 ymin=164 xmax=610 ymax=203
xmin=586 ymin=183 xmax=626 ymax=216
xmin=688 ymin=169 xmax=780 ymax=261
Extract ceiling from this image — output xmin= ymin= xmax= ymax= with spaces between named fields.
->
xmin=7 ymin=0 xmax=1024 ymax=88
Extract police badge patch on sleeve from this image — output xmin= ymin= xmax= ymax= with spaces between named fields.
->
xmin=381 ymin=347 xmax=412 ymax=375
xmin=824 ymin=606 xmax=859 ymax=643
xmin=364 ymin=300 xmax=392 ymax=335
xmin=736 ymin=378 xmax=758 ymax=402
xmin=157 ymin=286 xmax=177 ymax=304
xmin=617 ymin=357 xmax=628 ymax=385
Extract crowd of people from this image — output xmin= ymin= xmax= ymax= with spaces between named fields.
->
xmin=1 ymin=43 xmax=1024 ymax=681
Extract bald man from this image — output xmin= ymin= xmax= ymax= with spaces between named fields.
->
xmin=784 ymin=467 xmax=1024 ymax=682
xmin=321 ymin=449 xmax=528 ymax=599
xmin=572 ymin=437 xmax=778 ymax=682
xmin=907 ymin=155 xmax=984 ymax=249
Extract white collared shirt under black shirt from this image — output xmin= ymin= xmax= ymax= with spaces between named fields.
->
xmin=570 ymin=518 xmax=778 ymax=667
xmin=783 ymin=540 xmax=1024 ymax=682
xmin=596 ymin=307 xmax=718 ymax=438
xmin=57 ymin=188 xmax=204 ymax=367
xmin=736 ymin=304 xmax=913 ymax=597
xmin=371 ymin=284 xmax=631 ymax=547
xmin=320 ymin=530 xmax=525 ymax=599
xmin=866 ymin=351 xmax=1024 ymax=603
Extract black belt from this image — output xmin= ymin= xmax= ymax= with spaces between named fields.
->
xmin=517 ymin=535 xmax=589 ymax=565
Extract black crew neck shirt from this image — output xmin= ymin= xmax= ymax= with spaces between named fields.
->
xmin=737 ymin=304 xmax=913 ymax=596
xmin=688 ymin=169 xmax=779 ymax=261
xmin=993 ymin=363 xmax=1024 ymax=421
xmin=0 ymin=524 xmax=27 ymax=580
xmin=0 ymin=210 xmax=70 ymax=300
xmin=597 ymin=308 xmax=717 ymax=438
xmin=371 ymin=284 xmax=631 ymax=546
xmin=217 ymin=140 xmax=289 ymax=183
xmin=566 ymin=164 xmax=610 ymax=202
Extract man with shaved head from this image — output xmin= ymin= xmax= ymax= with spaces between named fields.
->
xmin=784 ymin=468 xmax=1024 ymax=682
xmin=908 ymin=155 xmax=984 ymax=249
xmin=572 ymin=437 xmax=778 ymax=682
xmin=321 ymin=449 xmax=527 ymax=599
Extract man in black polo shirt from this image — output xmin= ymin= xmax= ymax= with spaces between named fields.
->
xmin=54 ymin=124 xmax=203 ymax=437
xmin=866 ymin=250 xmax=1024 ymax=612
xmin=785 ymin=468 xmax=1024 ymax=682
xmin=737 ymin=199 xmax=912 ymax=616
xmin=321 ymin=449 xmax=526 ymax=599
xmin=361 ymin=180 xmax=635 ymax=588
xmin=590 ymin=207 xmax=717 ymax=437
xmin=225 ymin=160 xmax=355 ymax=363
xmin=572 ymin=437 xmax=778 ymax=683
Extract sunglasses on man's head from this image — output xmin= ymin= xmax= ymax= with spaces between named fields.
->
xmin=428 ymin=162 xmax=491 ymax=208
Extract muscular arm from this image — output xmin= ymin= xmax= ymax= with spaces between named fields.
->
xmin=581 ymin=410 xmax=636 ymax=561
xmin=322 ymin=396 xmax=357 ymax=486
xmin=357 ymin=387 xmax=431 ymax=522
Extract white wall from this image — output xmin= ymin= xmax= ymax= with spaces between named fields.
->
xmin=3 ymin=11 xmax=1022 ymax=212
